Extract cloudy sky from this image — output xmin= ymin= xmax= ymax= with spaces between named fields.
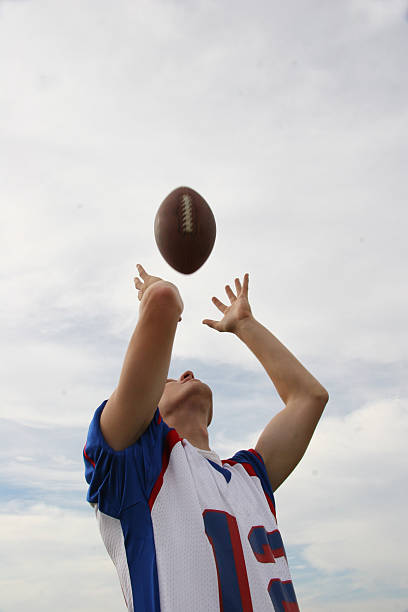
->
xmin=1 ymin=0 xmax=407 ymax=610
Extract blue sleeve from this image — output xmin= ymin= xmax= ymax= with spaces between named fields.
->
xmin=83 ymin=399 xmax=172 ymax=518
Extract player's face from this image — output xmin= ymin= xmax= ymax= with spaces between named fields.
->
xmin=159 ymin=370 xmax=213 ymax=426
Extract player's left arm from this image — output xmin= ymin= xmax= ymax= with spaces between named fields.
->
xmin=203 ymin=273 xmax=329 ymax=492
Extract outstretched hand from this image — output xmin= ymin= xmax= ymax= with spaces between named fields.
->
xmin=202 ymin=273 xmax=253 ymax=334
xmin=134 ymin=264 xmax=183 ymax=322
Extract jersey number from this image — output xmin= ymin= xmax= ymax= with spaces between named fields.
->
xmin=203 ymin=509 xmax=299 ymax=612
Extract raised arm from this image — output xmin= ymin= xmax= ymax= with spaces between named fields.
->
xmin=203 ymin=272 xmax=328 ymax=491
xmin=100 ymin=264 xmax=184 ymax=451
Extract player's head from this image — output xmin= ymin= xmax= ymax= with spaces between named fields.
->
xmin=159 ymin=370 xmax=213 ymax=427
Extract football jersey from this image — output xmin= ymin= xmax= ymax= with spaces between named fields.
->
xmin=84 ymin=400 xmax=299 ymax=611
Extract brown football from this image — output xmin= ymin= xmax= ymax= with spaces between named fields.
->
xmin=154 ymin=186 xmax=216 ymax=274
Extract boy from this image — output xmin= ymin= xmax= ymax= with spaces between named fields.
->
xmin=84 ymin=264 xmax=328 ymax=611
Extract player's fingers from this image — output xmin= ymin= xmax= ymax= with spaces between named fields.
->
xmin=136 ymin=263 xmax=147 ymax=279
xmin=243 ymin=273 xmax=249 ymax=295
xmin=225 ymin=285 xmax=236 ymax=302
xmin=202 ymin=319 xmax=218 ymax=329
xmin=134 ymin=277 xmax=142 ymax=289
xmin=212 ymin=296 xmax=228 ymax=313
xmin=235 ymin=277 xmax=242 ymax=294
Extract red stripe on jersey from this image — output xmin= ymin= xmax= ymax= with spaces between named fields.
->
xmin=226 ymin=513 xmax=254 ymax=611
xmin=149 ymin=428 xmax=181 ymax=510
xmin=248 ymin=448 xmax=263 ymax=463
xmin=83 ymin=444 xmax=95 ymax=468
xmin=222 ymin=459 xmax=256 ymax=476
xmin=283 ymin=601 xmax=300 ymax=611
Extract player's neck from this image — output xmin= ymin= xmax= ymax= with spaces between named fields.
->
xmin=186 ymin=432 xmax=211 ymax=452
xmin=174 ymin=421 xmax=211 ymax=451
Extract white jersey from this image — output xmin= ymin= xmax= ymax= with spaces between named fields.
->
xmin=84 ymin=400 xmax=299 ymax=611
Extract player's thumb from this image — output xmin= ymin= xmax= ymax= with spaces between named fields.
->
xmin=202 ymin=319 xmax=218 ymax=330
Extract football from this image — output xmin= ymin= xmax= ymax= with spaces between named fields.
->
xmin=154 ymin=186 xmax=216 ymax=274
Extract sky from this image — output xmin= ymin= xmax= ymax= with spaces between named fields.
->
xmin=1 ymin=0 xmax=407 ymax=610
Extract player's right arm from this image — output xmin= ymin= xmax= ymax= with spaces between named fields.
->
xmin=100 ymin=264 xmax=184 ymax=451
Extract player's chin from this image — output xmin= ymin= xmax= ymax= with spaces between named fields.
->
xmin=200 ymin=383 xmax=213 ymax=405
xmin=182 ymin=379 xmax=212 ymax=396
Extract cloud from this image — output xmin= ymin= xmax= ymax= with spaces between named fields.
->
xmin=350 ymin=0 xmax=408 ymax=31
xmin=0 ymin=0 xmax=406 ymax=609
xmin=0 ymin=502 xmax=123 ymax=612
xmin=276 ymin=398 xmax=408 ymax=605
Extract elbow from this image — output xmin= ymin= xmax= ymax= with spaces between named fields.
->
xmin=289 ymin=386 xmax=329 ymax=409
xmin=301 ymin=384 xmax=329 ymax=407
xmin=315 ymin=387 xmax=329 ymax=406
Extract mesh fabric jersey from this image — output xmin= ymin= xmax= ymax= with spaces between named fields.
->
xmin=84 ymin=400 xmax=299 ymax=611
